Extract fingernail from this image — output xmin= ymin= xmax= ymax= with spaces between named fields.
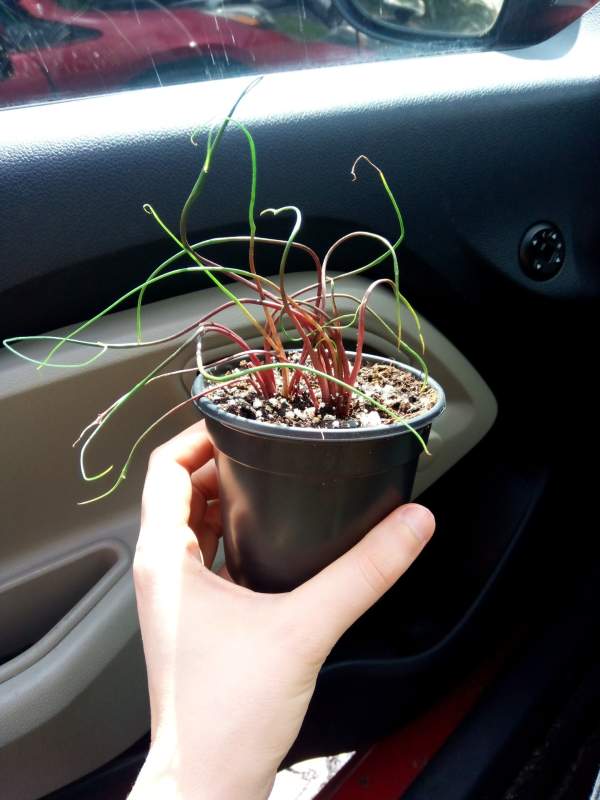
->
xmin=395 ymin=504 xmax=435 ymax=545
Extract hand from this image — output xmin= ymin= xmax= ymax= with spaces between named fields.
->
xmin=129 ymin=421 xmax=435 ymax=800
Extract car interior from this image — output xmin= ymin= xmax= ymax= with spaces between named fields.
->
xmin=1 ymin=0 xmax=599 ymax=797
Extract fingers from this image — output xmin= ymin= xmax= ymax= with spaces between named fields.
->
xmin=292 ymin=504 xmax=435 ymax=650
xmin=141 ymin=421 xmax=214 ymax=532
xmin=188 ymin=461 xmax=219 ymax=531
xmin=217 ymin=562 xmax=234 ymax=583
xmin=153 ymin=420 xmax=214 ymax=474
xmin=196 ymin=501 xmax=223 ymax=568
xmin=191 ymin=459 xmax=219 ymax=506
xmin=137 ymin=423 xmax=217 ymax=581
xmin=188 ymin=460 xmax=222 ymax=567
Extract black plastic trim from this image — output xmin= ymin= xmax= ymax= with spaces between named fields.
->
xmin=403 ymin=563 xmax=600 ymax=800
xmin=284 ymin=426 xmax=550 ymax=762
xmin=1 ymin=4 xmax=600 ymax=346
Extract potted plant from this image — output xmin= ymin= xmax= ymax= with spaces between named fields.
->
xmin=4 ymin=81 xmax=445 ymax=592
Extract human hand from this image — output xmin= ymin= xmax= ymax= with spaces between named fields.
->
xmin=129 ymin=421 xmax=435 ymax=800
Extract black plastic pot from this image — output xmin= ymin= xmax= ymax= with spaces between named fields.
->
xmin=192 ymin=352 xmax=445 ymax=593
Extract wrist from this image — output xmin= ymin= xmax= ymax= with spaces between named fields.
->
xmin=129 ymin=741 xmax=275 ymax=800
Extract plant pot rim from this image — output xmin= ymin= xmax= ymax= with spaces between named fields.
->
xmin=192 ymin=350 xmax=446 ymax=442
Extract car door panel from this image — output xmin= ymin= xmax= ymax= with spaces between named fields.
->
xmin=0 ymin=272 xmax=495 ymax=798
xmin=1 ymin=4 xmax=599 ymax=797
xmin=2 ymin=8 xmax=600 ymax=335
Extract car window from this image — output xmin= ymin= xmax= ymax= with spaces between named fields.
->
xmin=355 ymin=0 xmax=502 ymax=35
xmin=0 ymin=0 xmax=595 ymax=110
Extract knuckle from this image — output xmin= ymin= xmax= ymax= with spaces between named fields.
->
xmin=398 ymin=521 xmax=425 ymax=557
xmin=278 ymin=598 xmax=328 ymax=666
xmin=132 ymin=545 xmax=155 ymax=589
xmin=356 ymin=551 xmax=392 ymax=598
xmin=147 ymin=446 xmax=165 ymax=469
xmin=183 ymin=534 xmax=202 ymax=563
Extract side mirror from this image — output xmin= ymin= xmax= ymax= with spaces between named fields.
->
xmin=329 ymin=0 xmax=593 ymax=47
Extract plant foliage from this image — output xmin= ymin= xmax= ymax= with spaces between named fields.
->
xmin=4 ymin=79 xmax=432 ymax=502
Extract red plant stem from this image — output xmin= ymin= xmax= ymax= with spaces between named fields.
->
xmin=269 ymin=263 xmax=334 ymax=402
xmin=317 ymin=342 xmax=337 ymax=397
xmin=273 ymin=343 xmax=319 ymax=411
xmin=348 ymin=278 xmax=393 ymax=384
xmin=348 ymin=302 xmax=369 ymax=386
xmin=328 ymin=281 xmax=351 ymax=387
xmin=206 ymin=265 xmax=281 ymax=304
xmin=302 ymin=376 xmax=320 ymax=410
xmin=288 ymin=279 xmax=352 ymax=402
xmin=142 ymin=233 xmax=379 ymax=410
xmin=248 ymin=243 xmax=289 ymax=388
xmin=87 ymin=348 xmax=277 ymax=438
xmin=334 ymin=329 xmax=352 ymax=416
xmin=286 ymin=227 xmax=382 ymax=310
xmin=129 ymin=296 xmax=285 ymax=350
xmin=282 ymin=306 xmax=332 ymax=403
xmin=198 ymin=348 xmax=275 ymax=376
xmin=197 ymin=234 xmax=329 ymax=325
xmin=332 ymin=326 xmax=351 ymax=383
xmin=186 ymin=237 xmax=333 ymax=390
xmin=273 ymin=218 xmax=343 ymax=401
xmin=286 ymin=341 xmax=311 ymax=396
xmin=202 ymin=323 xmax=269 ymax=395
xmin=199 ymin=350 xmax=318 ymax=410
xmin=128 ymin=294 xmax=327 ymax=400
xmin=176 ymin=238 xmax=289 ymax=355
xmin=295 ymin=352 xmax=320 ymax=410
xmin=266 ymin=342 xmax=284 ymax=397
xmin=200 ymin=294 xmax=325 ymax=400
xmin=192 ymin=235 xmax=325 ymax=304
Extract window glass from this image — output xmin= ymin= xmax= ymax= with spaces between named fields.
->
xmin=355 ymin=0 xmax=503 ymax=36
xmin=0 ymin=0 xmax=595 ymax=110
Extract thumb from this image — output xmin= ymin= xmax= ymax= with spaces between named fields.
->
xmin=291 ymin=504 xmax=435 ymax=651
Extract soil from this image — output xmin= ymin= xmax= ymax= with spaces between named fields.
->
xmin=206 ymin=358 xmax=439 ymax=430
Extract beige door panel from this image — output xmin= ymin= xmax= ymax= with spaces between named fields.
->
xmin=0 ymin=273 xmax=496 ymax=798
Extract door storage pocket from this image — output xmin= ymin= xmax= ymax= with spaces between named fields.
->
xmin=0 ymin=541 xmax=128 ymax=680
